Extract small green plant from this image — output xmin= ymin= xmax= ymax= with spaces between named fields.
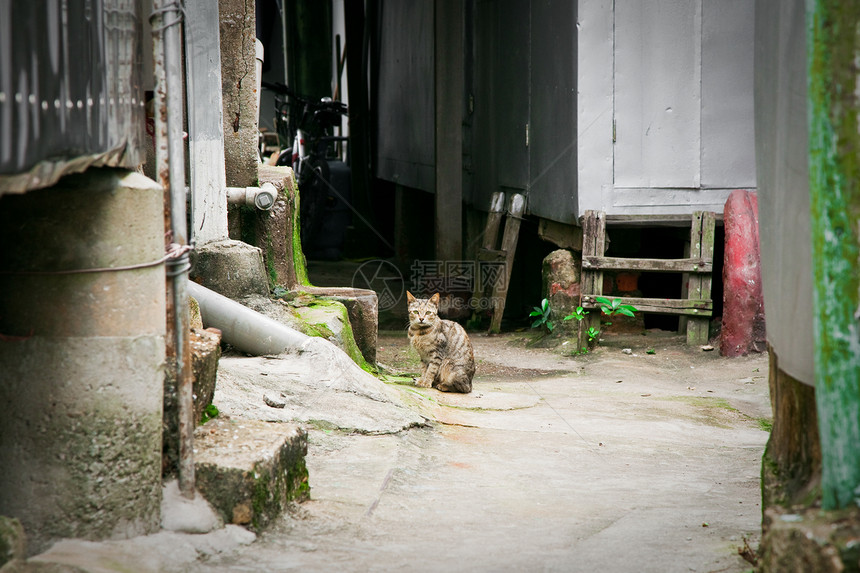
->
xmin=529 ymin=298 xmax=554 ymax=332
xmin=595 ymin=296 xmax=638 ymax=325
xmin=646 ymin=348 xmax=656 ymax=355
xmin=200 ymin=403 xmax=220 ymax=425
xmin=586 ymin=326 xmax=600 ymax=342
xmin=563 ymin=306 xmax=589 ymax=322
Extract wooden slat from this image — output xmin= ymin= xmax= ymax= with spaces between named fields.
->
xmin=473 ymin=192 xmax=506 ymax=305
xmin=476 ymin=248 xmax=506 ymax=262
xmin=604 ymin=213 xmax=724 ymax=227
xmin=481 ymin=192 xmax=506 ymax=251
xmin=581 ymin=295 xmax=713 ymax=316
xmin=488 ymin=193 xmax=526 ymax=334
xmin=686 ymin=211 xmax=716 ymax=344
xmin=578 ymin=210 xmax=606 ymax=349
xmin=581 ymin=256 xmax=712 ymax=273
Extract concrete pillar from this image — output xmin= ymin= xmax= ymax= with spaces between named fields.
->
xmin=0 ymin=168 xmax=165 ymax=554
xmin=219 ymin=0 xmax=259 ymax=189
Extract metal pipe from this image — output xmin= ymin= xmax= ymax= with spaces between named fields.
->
xmin=152 ymin=0 xmax=195 ymax=499
xmin=188 ymin=282 xmax=310 ymax=355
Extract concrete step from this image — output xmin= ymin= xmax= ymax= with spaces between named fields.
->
xmin=193 ymin=417 xmax=309 ymax=532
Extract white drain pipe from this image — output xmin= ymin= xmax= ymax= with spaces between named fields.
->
xmin=188 ymin=282 xmax=309 ymax=355
xmin=225 ymin=182 xmax=277 ymax=211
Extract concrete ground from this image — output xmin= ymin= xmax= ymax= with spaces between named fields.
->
xmin=14 ymin=321 xmax=770 ymax=573
xmin=191 ymin=328 xmax=769 ymax=573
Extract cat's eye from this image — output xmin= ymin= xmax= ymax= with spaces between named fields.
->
xmin=412 ymin=310 xmax=419 ymax=314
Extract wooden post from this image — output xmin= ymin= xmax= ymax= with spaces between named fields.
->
xmin=488 ymin=193 xmax=525 ymax=334
xmin=435 ymin=0 xmax=465 ymax=263
xmin=686 ymin=211 xmax=715 ymax=345
xmin=474 ymin=191 xmax=506 ymax=306
xmin=579 ymin=210 xmax=606 ymax=350
xmin=806 ymin=0 xmax=860 ymax=510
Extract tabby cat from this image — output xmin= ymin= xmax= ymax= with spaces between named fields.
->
xmin=407 ymin=291 xmax=475 ymax=393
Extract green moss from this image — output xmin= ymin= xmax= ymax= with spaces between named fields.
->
xmin=758 ymin=418 xmax=774 ymax=433
xmin=308 ymin=298 xmax=376 ymax=374
xmin=265 ymin=232 xmax=278 ymax=288
xmin=288 ymin=176 xmax=311 ymax=287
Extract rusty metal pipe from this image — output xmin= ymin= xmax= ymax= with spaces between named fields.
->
xmin=152 ymin=0 xmax=195 ymax=499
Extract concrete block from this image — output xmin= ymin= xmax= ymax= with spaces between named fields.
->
xmin=721 ymin=190 xmax=766 ymax=356
xmin=191 ymin=239 xmax=269 ymax=299
xmin=160 ymin=479 xmax=222 ymax=534
xmin=219 ymin=0 xmax=259 ymax=188
xmin=194 ymin=418 xmax=309 ymax=532
xmin=256 ymin=166 xmax=307 ymax=289
xmin=0 ymin=169 xmax=164 ymax=554
xmin=758 ymin=506 xmax=860 ymax=573
xmin=304 ymin=287 xmax=379 ymax=365
xmin=191 ymin=327 xmax=222 ymax=425
xmin=542 ymin=249 xmax=582 ymax=335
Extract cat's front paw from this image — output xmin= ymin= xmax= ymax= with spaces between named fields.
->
xmin=413 ymin=376 xmax=431 ymax=388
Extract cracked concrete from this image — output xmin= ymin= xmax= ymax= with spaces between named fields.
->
xmin=13 ymin=329 xmax=769 ymax=572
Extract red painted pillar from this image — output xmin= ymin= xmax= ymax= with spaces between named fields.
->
xmin=721 ymin=190 xmax=766 ymax=356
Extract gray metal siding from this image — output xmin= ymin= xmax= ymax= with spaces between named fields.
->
xmin=527 ymin=0 xmax=576 ymax=222
xmin=613 ymin=0 xmax=702 ymax=190
xmin=375 ymin=0 xmax=435 ymax=192
xmin=578 ymin=0 xmax=756 ymax=217
xmin=472 ymin=0 xmax=577 ymax=222
xmin=754 ymin=0 xmax=814 ymax=384
xmin=701 ymin=0 xmax=756 ymax=189
xmin=0 ymin=0 xmax=145 ymax=193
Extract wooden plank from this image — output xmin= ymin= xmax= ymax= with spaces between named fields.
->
xmin=604 ymin=213 xmax=724 ymax=227
xmin=477 ymin=248 xmax=506 ymax=262
xmin=581 ymin=256 xmax=713 ymax=273
xmin=481 ymin=192 xmax=506 ymax=250
xmin=488 ymin=193 xmax=525 ymax=334
xmin=686 ymin=211 xmax=716 ymax=344
xmin=678 ymin=238 xmax=691 ymax=333
xmin=581 ymin=295 xmax=713 ymax=316
xmin=473 ymin=192 xmax=506 ymax=305
xmin=435 ymin=0 xmax=465 ymax=262
xmin=578 ymin=211 xmax=606 ymax=349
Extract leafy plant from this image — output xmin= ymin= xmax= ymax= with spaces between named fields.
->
xmin=529 ymin=298 xmax=554 ymax=332
xmin=586 ymin=326 xmax=600 ymax=342
xmin=200 ymin=403 xmax=219 ymax=425
xmin=563 ymin=306 xmax=589 ymax=322
xmin=646 ymin=348 xmax=656 ymax=355
xmin=595 ymin=296 xmax=638 ymax=319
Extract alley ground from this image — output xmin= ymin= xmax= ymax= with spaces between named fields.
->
xmin=192 ymin=327 xmax=769 ymax=573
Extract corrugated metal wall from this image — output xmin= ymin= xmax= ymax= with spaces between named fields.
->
xmin=374 ymin=0 xmax=754 ymax=222
xmin=471 ymin=0 xmax=577 ymax=221
xmin=754 ymin=0 xmax=814 ymax=384
xmin=375 ymin=0 xmax=435 ymax=193
xmin=579 ymin=0 xmax=756 ymax=217
xmin=0 ymin=0 xmax=145 ymax=194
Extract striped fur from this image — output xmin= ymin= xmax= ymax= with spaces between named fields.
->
xmin=407 ymin=291 xmax=475 ymax=393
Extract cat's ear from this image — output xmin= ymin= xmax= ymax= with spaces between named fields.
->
xmin=406 ymin=291 xmax=415 ymax=304
xmin=429 ymin=292 xmax=441 ymax=306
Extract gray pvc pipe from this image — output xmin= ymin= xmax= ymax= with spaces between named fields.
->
xmin=188 ymin=282 xmax=310 ymax=355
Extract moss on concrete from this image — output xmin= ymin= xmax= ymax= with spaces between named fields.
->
xmin=0 ymin=516 xmax=26 ymax=567
xmin=195 ymin=420 xmax=309 ymax=533
xmin=283 ymin=296 xmax=376 ymax=374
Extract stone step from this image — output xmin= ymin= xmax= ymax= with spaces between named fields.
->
xmin=193 ymin=418 xmax=309 ymax=532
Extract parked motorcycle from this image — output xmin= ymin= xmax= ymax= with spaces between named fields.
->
xmin=262 ymin=81 xmax=351 ymax=260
